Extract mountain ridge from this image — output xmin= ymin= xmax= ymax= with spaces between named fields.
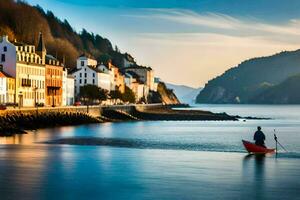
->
xmin=196 ymin=49 xmax=300 ymax=104
xmin=166 ymin=83 xmax=202 ymax=104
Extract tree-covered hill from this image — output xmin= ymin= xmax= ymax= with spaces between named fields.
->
xmin=0 ymin=0 xmax=130 ymax=68
xmin=250 ymin=74 xmax=300 ymax=104
xmin=196 ymin=49 xmax=300 ymax=104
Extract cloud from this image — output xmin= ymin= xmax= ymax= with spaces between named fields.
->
xmin=122 ymin=10 xmax=300 ymax=87
xmin=124 ymin=8 xmax=300 ymax=41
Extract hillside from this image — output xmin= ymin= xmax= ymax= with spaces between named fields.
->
xmin=196 ymin=49 xmax=300 ymax=104
xmin=166 ymin=83 xmax=202 ymax=104
xmin=0 ymin=0 xmax=178 ymax=104
xmin=148 ymin=83 xmax=180 ymax=104
xmin=250 ymin=74 xmax=300 ymax=104
xmin=0 ymin=0 xmax=130 ymax=68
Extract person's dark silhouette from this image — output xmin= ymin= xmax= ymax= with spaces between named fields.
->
xmin=253 ymin=126 xmax=266 ymax=148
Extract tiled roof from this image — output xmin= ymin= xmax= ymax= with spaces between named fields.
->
xmin=69 ymin=67 xmax=81 ymax=74
xmin=0 ymin=71 xmax=12 ymax=78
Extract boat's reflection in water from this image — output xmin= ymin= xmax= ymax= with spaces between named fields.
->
xmin=243 ymin=154 xmax=267 ymax=200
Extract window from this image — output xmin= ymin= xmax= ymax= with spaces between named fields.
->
xmin=1 ymin=54 xmax=5 ymax=62
xmin=84 ymin=79 xmax=87 ymax=84
xmin=93 ymin=73 xmax=95 ymax=77
xmin=3 ymin=46 xmax=7 ymax=52
xmin=80 ymin=73 xmax=82 ymax=78
xmin=93 ymin=79 xmax=95 ymax=84
xmin=85 ymin=73 xmax=87 ymax=78
xmin=79 ymin=79 xmax=82 ymax=84
xmin=81 ymin=61 xmax=84 ymax=66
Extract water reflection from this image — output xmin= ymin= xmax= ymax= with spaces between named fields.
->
xmin=242 ymin=154 xmax=266 ymax=200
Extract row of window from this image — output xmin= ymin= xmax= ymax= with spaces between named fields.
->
xmin=17 ymin=53 xmax=42 ymax=64
xmin=48 ymin=59 xmax=60 ymax=66
xmin=47 ymin=89 xmax=61 ymax=96
xmin=19 ymin=78 xmax=45 ymax=89
xmin=78 ymin=72 xmax=96 ymax=78
xmin=18 ymin=66 xmax=45 ymax=76
xmin=46 ymin=68 xmax=63 ymax=77
xmin=21 ymin=91 xmax=45 ymax=100
xmin=46 ymin=79 xmax=62 ymax=87
xmin=16 ymin=45 xmax=35 ymax=54
xmin=75 ymin=79 xmax=95 ymax=85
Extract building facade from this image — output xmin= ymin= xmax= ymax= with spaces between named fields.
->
xmin=62 ymin=68 xmax=68 ymax=106
xmin=0 ymin=71 xmax=7 ymax=104
xmin=124 ymin=66 xmax=154 ymax=91
xmin=45 ymin=55 xmax=63 ymax=107
xmin=72 ymin=56 xmax=111 ymax=96
xmin=0 ymin=35 xmax=46 ymax=107
xmin=66 ymin=75 xmax=75 ymax=105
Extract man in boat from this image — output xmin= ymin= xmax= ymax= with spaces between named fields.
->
xmin=253 ymin=126 xmax=266 ymax=148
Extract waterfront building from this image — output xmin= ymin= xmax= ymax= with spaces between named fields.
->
xmin=100 ymin=60 xmax=125 ymax=93
xmin=125 ymin=71 xmax=148 ymax=101
xmin=77 ymin=54 xmax=97 ymax=69
xmin=97 ymin=63 xmax=115 ymax=91
xmin=0 ymin=68 xmax=15 ymax=105
xmin=72 ymin=56 xmax=111 ymax=96
xmin=66 ymin=75 xmax=75 ymax=105
xmin=62 ymin=68 xmax=68 ymax=106
xmin=124 ymin=66 xmax=155 ymax=91
xmin=0 ymin=70 xmax=7 ymax=104
xmin=45 ymin=55 xmax=63 ymax=107
xmin=0 ymin=35 xmax=46 ymax=107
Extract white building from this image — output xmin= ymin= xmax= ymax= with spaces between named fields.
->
xmin=124 ymin=66 xmax=155 ymax=91
xmin=62 ymin=68 xmax=68 ymax=106
xmin=66 ymin=75 xmax=75 ymax=105
xmin=0 ymin=71 xmax=7 ymax=104
xmin=72 ymin=57 xmax=111 ymax=96
xmin=77 ymin=54 xmax=97 ymax=69
xmin=0 ymin=35 xmax=46 ymax=107
xmin=98 ymin=63 xmax=117 ymax=91
xmin=125 ymin=71 xmax=149 ymax=102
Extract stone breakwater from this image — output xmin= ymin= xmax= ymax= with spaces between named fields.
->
xmin=0 ymin=111 xmax=101 ymax=136
xmin=0 ymin=104 xmax=239 ymax=136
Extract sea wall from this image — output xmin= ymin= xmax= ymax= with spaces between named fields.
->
xmin=0 ymin=111 xmax=102 ymax=136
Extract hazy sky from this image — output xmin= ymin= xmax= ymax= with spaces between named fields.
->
xmin=27 ymin=0 xmax=300 ymax=87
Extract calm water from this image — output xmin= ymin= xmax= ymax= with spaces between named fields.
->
xmin=0 ymin=105 xmax=300 ymax=200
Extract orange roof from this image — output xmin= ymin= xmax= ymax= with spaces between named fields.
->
xmin=0 ymin=71 xmax=11 ymax=78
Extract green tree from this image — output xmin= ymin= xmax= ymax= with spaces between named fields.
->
xmin=79 ymin=85 xmax=108 ymax=106
xmin=109 ymin=89 xmax=122 ymax=100
xmin=122 ymin=86 xmax=136 ymax=103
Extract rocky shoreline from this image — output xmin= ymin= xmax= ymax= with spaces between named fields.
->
xmin=0 ymin=111 xmax=101 ymax=136
xmin=1 ymin=104 xmax=267 ymax=137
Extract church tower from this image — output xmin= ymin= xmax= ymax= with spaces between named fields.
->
xmin=36 ymin=32 xmax=46 ymax=65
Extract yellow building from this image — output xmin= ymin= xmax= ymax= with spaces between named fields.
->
xmin=0 ymin=34 xmax=46 ymax=107
xmin=6 ymin=76 xmax=15 ymax=104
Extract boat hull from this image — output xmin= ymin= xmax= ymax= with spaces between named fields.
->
xmin=242 ymin=140 xmax=275 ymax=154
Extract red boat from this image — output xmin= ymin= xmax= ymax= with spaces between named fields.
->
xmin=242 ymin=140 xmax=275 ymax=154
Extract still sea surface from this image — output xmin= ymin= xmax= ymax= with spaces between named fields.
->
xmin=0 ymin=105 xmax=299 ymax=200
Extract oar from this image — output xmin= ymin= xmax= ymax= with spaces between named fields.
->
xmin=274 ymin=129 xmax=288 ymax=154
